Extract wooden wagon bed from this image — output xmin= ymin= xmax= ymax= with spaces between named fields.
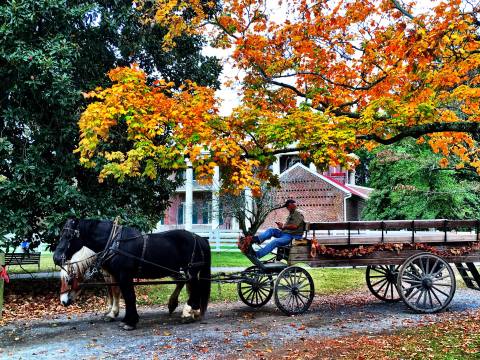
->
xmin=289 ymin=246 xmax=480 ymax=267
xmin=288 ymin=219 xmax=480 ymax=267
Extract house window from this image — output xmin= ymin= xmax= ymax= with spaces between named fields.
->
xmin=202 ymin=201 xmax=212 ymax=224
xmin=279 ymin=155 xmax=308 ymax=173
xmin=177 ymin=202 xmax=185 ymax=224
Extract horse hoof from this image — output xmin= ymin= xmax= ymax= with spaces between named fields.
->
xmin=122 ymin=324 xmax=136 ymax=331
xmin=103 ymin=316 xmax=115 ymax=322
xmin=118 ymin=321 xmax=127 ymax=328
xmin=181 ymin=317 xmax=195 ymax=324
xmin=168 ymin=305 xmax=178 ymax=315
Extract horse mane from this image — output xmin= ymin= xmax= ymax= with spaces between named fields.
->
xmin=79 ymin=219 xmax=111 ymax=235
xmin=78 ymin=219 xmax=141 ymax=239
xmin=60 ymin=246 xmax=97 ymax=281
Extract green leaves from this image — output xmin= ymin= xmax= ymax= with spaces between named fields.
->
xmin=0 ymin=0 xmax=220 ymax=250
xmin=362 ymin=139 xmax=480 ymax=220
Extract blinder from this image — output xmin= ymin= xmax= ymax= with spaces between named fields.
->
xmin=58 ymin=222 xmax=82 ymax=294
xmin=57 ymin=223 xmax=81 ymax=266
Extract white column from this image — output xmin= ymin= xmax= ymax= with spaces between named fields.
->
xmin=185 ymin=165 xmax=193 ymax=231
xmin=245 ymin=187 xmax=253 ymax=230
xmin=231 ymin=216 xmax=239 ymax=231
xmin=349 ymin=170 xmax=356 ymax=185
xmin=211 ymin=166 xmax=220 ymax=230
xmin=272 ymin=155 xmax=281 ymax=175
xmin=309 ymin=162 xmax=317 ymax=173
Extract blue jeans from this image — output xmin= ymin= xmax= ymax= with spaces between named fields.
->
xmin=255 ymin=228 xmax=302 ymax=259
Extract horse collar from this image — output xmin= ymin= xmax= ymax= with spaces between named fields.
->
xmin=86 ymin=223 xmax=123 ymax=278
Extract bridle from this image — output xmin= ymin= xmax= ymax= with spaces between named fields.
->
xmin=58 ymin=224 xmax=80 ymax=267
xmin=58 ymin=223 xmax=82 ymax=293
xmin=60 ymin=263 xmax=80 ymax=295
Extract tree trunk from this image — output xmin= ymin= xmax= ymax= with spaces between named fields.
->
xmin=0 ymin=253 xmax=4 ymax=320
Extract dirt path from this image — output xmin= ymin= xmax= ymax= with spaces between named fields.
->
xmin=2 ymin=288 xmax=480 ymax=360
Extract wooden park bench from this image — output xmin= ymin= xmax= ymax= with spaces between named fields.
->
xmin=4 ymin=252 xmax=41 ymax=270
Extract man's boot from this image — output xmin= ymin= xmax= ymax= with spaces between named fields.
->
xmin=238 ymin=235 xmax=253 ymax=254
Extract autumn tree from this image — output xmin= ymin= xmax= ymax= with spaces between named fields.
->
xmin=77 ymin=0 xmax=480 ymax=196
xmin=0 ymin=0 xmax=221 ymax=250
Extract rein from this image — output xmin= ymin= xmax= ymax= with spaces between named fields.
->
xmin=111 ymin=248 xmax=188 ymax=278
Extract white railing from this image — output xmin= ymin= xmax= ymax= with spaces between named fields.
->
xmin=154 ymin=224 xmax=242 ymax=252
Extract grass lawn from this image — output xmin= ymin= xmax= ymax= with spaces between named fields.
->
xmin=211 ymin=251 xmax=251 ymax=267
xmin=7 ymin=251 xmax=250 ymax=273
xmin=7 ymin=253 xmax=58 ymax=274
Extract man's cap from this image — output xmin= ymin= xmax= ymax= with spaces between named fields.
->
xmin=284 ymin=199 xmax=296 ymax=207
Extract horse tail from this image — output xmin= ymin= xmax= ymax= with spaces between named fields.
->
xmin=198 ymin=236 xmax=211 ymax=316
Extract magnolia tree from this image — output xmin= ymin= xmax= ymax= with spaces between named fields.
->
xmin=77 ymin=0 xmax=480 ymax=195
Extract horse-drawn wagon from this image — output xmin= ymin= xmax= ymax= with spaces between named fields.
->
xmin=54 ymin=218 xmax=480 ymax=329
xmin=232 ymin=219 xmax=480 ymax=316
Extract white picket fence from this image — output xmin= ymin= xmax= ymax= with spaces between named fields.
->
xmin=155 ymin=224 xmax=242 ymax=252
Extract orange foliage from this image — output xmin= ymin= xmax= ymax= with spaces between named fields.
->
xmin=79 ymin=0 xmax=480 ymax=191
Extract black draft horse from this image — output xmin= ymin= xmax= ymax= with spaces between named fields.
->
xmin=53 ymin=219 xmax=211 ymax=330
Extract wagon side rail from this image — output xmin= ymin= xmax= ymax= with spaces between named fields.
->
xmin=303 ymin=219 xmax=480 ymax=246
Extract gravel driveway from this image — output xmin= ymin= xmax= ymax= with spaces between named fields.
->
xmin=2 ymin=288 xmax=480 ymax=360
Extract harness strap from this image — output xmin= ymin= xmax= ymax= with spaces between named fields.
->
xmin=137 ymin=234 xmax=148 ymax=275
xmin=112 ymin=248 xmax=188 ymax=278
xmin=85 ymin=222 xmax=122 ymax=279
xmin=85 ymin=222 xmax=206 ymax=281
xmin=188 ymin=235 xmax=206 ymax=269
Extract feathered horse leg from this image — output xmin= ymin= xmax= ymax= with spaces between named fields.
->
xmin=102 ymin=270 xmax=121 ymax=322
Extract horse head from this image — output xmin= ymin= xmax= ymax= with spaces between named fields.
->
xmin=53 ymin=218 xmax=82 ymax=266
xmin=59 ymin=246 xmax=97 ymax=306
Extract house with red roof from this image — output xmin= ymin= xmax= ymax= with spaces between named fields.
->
xmin=157 ymin=153 xmax=373 ymax=237
xmin=262 ymin=163 xmax=373 ymax=229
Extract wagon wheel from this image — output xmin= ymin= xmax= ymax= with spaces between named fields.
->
xmin=274 ymin=266 xmax=314 ymax=315
xmin=397 ymin=252 xmax=456 ymax=313
xmin=237 ymin=266 xmax=274 ymax=308
xmin=366 ymin=265 xmax=401 ymax=302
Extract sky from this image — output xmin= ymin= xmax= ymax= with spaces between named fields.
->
xmin=203 ymin=0 xmax=463 ymax=116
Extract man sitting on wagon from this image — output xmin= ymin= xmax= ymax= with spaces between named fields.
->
xmin=239 ymin=199 xmax=305 ymax=258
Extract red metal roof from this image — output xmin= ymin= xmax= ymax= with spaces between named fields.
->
xmin=322 ymin=174 xmax=368 ymax=199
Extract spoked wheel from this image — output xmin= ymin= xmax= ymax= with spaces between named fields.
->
xmin=274 ymin=266 xmax=314 ymax=315
xmin=366 ymin=265 xmax=401 ymax=302
xmin=397 ymin=252 xmax=456 ymax=313
xmin=238 ymin=266 xmax=274 ymax=308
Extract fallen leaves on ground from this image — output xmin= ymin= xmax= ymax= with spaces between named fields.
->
xmin=0 ymin=291 xmax=106 ymax=326
xmin=268 ymin=310 xmax=480 ymax=360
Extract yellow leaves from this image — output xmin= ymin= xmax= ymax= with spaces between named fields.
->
xmin=137 ymin=0 xmax=215 ymax=49
xmin=76 ymin=1 xmax=480 ymax=193
xmin=104 ymin=152 xmax=125 ymax=162
xmin=77 ymin=65 xmax=222 ymax=183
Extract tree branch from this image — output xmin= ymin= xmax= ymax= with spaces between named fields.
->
xmin=390 ymin=0 xmax=414 ymax=20
xmin=271 ymin=71 xmax=388 ymax=91
xmin=357 ymin=122 xmax=480 ymax=144
xmin=255 ymin=66 xmax=307 ymax=98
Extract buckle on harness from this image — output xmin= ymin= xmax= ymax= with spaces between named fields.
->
xmin=84 ymin=266 xmax=98 ymax=281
